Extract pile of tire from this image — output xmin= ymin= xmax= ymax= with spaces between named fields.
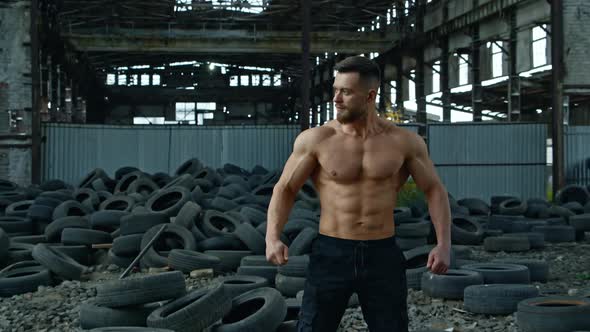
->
xmin=415 ymin=188 xmax=590 ymax=332
xmin=2 ymin=161 xmax=589 ymax=331
xmin=0 ymin=159 xmax=322 ymax=330
xmin=79 ymin=270 xmax=292 ymax=331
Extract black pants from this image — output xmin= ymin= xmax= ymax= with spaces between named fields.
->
xmin=297 ymin=234 xmax=408 ymax=332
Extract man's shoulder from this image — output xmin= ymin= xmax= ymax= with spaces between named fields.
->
xmin=380 ymin=121 xmax=426 ymax=158
xmin=297 ymin=122 xmax=337 ymax=145
xmin=382 ymin=120 xmax=421 ymax=142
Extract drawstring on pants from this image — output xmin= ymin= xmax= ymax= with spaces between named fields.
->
xmin=354 ymin=241 xmax=369 ymax=279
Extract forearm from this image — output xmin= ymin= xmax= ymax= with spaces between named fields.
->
xmin=265 ymin=185 xmax=297 ymax=242
xmin=426 ymin=185 xmax=451 ymax=248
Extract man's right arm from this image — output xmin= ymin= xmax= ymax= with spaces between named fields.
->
xmin=266 ymin=129 xmax=319 ymax=265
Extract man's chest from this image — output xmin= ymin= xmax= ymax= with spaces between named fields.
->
xmin=316 ymin=135 xmax=405 ymax=182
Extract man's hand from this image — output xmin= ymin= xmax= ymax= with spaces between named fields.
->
xmin=266 ymin=239 xmax=289 ymax=265
xmin=427 ymin=245 xmax=450 ymax=274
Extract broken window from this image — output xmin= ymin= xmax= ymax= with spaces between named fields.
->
xmin=409 ymin=70 xmax=416 ymax=101
xmin=219 ymin=0 xmax=266 ymax=13
xmin=240 ymin=75 xmax=250 ymax=86
xmin=432 ymin=61 xmax=440 ymax=93
xmin=230 ymin=75 xmax=239 ymax=86
xmin=133 ymin=117 xmax=164 ymax=125
xmin=106 ymin=74 xmax=116 ymax=85
xmin=458 ymin=55 xmax=469 ymax=86
xmin=152 ymin=74 xmax=161 ymax=85
xmin=252 ymin=75 xmax=260 ymax=86
xmin=197 ymin=102 xmax=216 ymax=111
xmin=128 ymin=74 xmax=138 ymax=86
xmin=532 ymin=25 xmax=548 ymax=68
xmin=175 ymin=102 xmax=196 ymax=121
xmin=141 ymin=74 xmax=150 ymax=86
xmin=491 ymin=42 xmax=503 ymax=77
xmin=197 ymin=112 xmax=214 ymax=125
xmin=174 ymin=0 xmax=191 ymax=12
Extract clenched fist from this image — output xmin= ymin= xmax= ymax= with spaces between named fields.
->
xmin=427 ymin=244 xmax=450 ymax=274
xmin=266 ymin=239 xmax=289 ymax=265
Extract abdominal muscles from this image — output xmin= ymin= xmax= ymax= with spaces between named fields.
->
xmin=315 ymin=178 xmax=397 ymax=238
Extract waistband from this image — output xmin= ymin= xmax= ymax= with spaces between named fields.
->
xmin=317 ymin=233 xmax=397 ymax=248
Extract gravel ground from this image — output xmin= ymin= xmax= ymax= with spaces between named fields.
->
xmin=0 ymin=236 xmax=589 ymax=332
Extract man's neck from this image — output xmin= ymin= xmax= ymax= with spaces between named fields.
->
xmin=339 ymin=108 xmax=383 ymax=138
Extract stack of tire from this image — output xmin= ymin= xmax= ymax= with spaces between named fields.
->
xmin=394 ymin=208 xmax=431 ymax=250
xmin=0 ymin=159 xmax=319 ymax=331
xmin=484 ymin=186 xmax=590 ymax=247
xmin=2 ymin=160 xmax=590 ymax=331
xmin=79 ymin=270 xmax=292 ymax=331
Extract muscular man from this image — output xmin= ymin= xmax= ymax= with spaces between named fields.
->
xmin=266 ymin=56 xmax=451 ymax=332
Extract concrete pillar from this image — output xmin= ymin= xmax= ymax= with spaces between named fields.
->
xmin=508 ymin=11 xmax=521 ymax=121
xmin=471 ymin=26 xmax=483 ymax=122
xmin=551 ymin=0 xmax=565 ymax=193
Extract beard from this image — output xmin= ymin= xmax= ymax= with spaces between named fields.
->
xmin=336 ymin=107 xmax=367 ymax=124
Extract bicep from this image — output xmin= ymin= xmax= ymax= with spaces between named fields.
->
xmin=276 ymin=134 xmax=318 ymax=194
xmin=405 ymin=135 xmax=442 ymax=194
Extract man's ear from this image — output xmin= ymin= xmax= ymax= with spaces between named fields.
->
xmin=367 ymin=89 xmax=377 ymax=102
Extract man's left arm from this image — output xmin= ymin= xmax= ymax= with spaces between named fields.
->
xmin=404 ymin=132 xmax=451 ymax=274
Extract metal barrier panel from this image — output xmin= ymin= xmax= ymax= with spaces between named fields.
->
xmin=565 ymin=126 xmax=590 ymax=186
xmin=428 ymin=122 xmax=547 ymax=201
xmin=42 ymin=121 xmax=548 ymax=200
xmin=42 ymin=123 xmax=298 ymax=185
xmin=168 ymin=125 xmax=299 ymax=174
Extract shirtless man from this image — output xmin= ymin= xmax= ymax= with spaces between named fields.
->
xmin=266 ymin=56 xmax=451 ymax=332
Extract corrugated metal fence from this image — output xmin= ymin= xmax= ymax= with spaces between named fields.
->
xmin=428 ymin=123 xmax=547 ymax=201
xmin=42 ymin=123 xmax=299 ymax=185
xmin=565 ymin=126 xmax=590 ymax=186
xmin=41 ymin=122 xmax=547 ymax=201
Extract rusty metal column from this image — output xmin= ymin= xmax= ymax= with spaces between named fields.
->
xmin=395 ymin=54 xmax=404 ymax=114
xmin=300 ymin=0 xmax=311 ymax=131
xmin=56 ymin=65 xmax=61 ymax=120
xmin=508 ymin=11 xmax=521 ymax=121
xmin=441 ymin=37 xmax=451 ymax=122
xmin=551 ymin=0 xmax=565 ymax=194
xmin=416 ymin=55 xmax=426 ymax=128
xmin=320 ymin=102 xmax=326 ymax=125
xmin=441 ymin=2 xmax=451 ymax=122
xmin=471 ymin=26 xmax=482 ymax=122
xmin=396 ymin=0 xmax=405 ymax=32
xmin=415 ymin=0 xmax=426 ymax=134
xmin=378 ymin=62 xmax=387 ymax=114
xmin=47 ymin=56 xmax=54 ymax=120
xmin=31 ymin=0 xmax=41 ymax=184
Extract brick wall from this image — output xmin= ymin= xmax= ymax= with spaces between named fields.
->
xmin=0 ymin=1 xmax=31 ymax=111
xmin=0 ymin=1 xmax=32 ymax=185
xmin=563 ymin=0 xmax=590 ymax=87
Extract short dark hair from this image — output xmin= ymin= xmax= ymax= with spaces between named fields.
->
xmin=334 ymin=56 xmax=381 ymax=88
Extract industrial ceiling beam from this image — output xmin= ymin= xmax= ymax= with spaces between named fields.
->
xmin=64 ymin=29 xmax=396 ymax=54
